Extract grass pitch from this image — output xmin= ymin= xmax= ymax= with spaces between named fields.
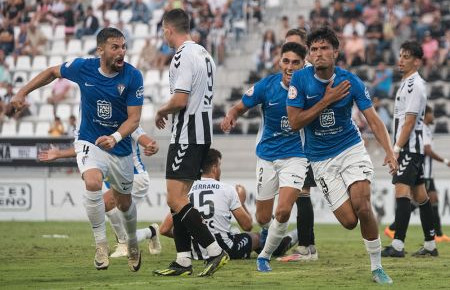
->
xmin=0 ymin=222 xmax=449 ymax=289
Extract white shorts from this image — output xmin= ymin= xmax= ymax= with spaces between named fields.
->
xmin=256 ymin=157 xmax=308 ymax=201
xmin=311 ymin=142 xmax=374 ymax=211
xmin=131 ymin=171 xmax=150 ymax=199
xmin=75 ymin=140 xmax=134 ymax=194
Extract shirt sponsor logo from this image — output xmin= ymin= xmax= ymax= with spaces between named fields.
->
xmin=97 ymin=100 xmax=112 ymax=119
xmin=136 ymin=86 xmax=144 ymax=98
xmin=320 ymin=109 xmax=335 ymax=127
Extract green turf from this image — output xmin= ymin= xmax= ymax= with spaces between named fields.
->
xmin=0 ymin=222 xmax=448 ymax=289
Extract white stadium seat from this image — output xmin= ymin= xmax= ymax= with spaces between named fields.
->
xmin=48 ymin=56 xmax=64 ymax=67
xmin=28 ymin=90 xmax=42 ymax=104
xmin=133 ymin=23 xmax=149 ymax=39
xmin=40 ymin=24 xmax=53 ymax=39
xmin=144 ymin=69 xmax=161 ymax=86
xmin=56 ymin=104 xmax=72 ymax=120
xmin=72 ymin=104 xmax=80 ymax=119
xmin=38 ymin=104 xmax=54 ymax=121
xmin=32 ymin=55 xmax=48 ymax=71
xmin=16 ymin=55 xmax=31 ymax=71
xmin=141 ymin=103 xmax=154 ymax=120
xmin=4 ymin=55 xmax=15 ymax=70
xmin=54 ymin=25 xmax=65 ymax=39
xmin=82 ymin=38 xmax=97 ymax=55
xmin=13 ymin=71 xmax=28 ymax=84
xmin=51 ymin=40 xmax=66 ymax=56
xmin=1 ymin=121 xmax=16 ymax=136
xmin=105 ymin=10 xmax=119 ymax=24
xmin=17 ymin=122 xmax=34 ymax=137
xmin=35 ymin=121 xmax=50 ymax=136
xmin=121 ymin=9 xmax=133 ymax=23
xmin=131 ymin=39 xmax=146 ymax=55
xmin=67 ymin=39 xmax=83 ymax=56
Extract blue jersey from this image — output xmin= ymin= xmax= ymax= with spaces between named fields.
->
xmin=287 ymin=66 xmax=372 ymax=161
xmin=242 ymin=73 xmax=305 ymax=161
xmin=60 ymin=58 xmax=144 ymax=156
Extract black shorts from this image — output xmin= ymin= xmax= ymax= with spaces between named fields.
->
xmin=165 ymin=143 xmax=210 ymax=180
xmin=424 ymin=178 xmax=436 ymax=193
xmin=303 ymin=165 xmax=316 ymax=188
xmin=392 ymin=152 xmax=425 ymax=186
xmin=216 ymin=233 xmax=253 ymax=259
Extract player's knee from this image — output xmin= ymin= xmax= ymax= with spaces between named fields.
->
xmin=84 ymin=179 xmax=102 ymax=192
xmin=256 ymin=213 xmax=271 ymax=226
xmin=341 ymin=216 xmax=358 ymax=230
xmin=275 ymin=207 xmax=291 ymax=223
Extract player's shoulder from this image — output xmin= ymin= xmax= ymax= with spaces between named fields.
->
xmin=263 ymin=72 xmax=282 ymax=85
xmin=294 ymin=65 xmax=314 ymax=78
xmin=123 ymin=62 xmax=143 ymax=77
xmin=64 ymin=56 xmax=97 ymax=69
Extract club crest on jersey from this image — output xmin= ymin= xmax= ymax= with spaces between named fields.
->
xmin=136 ymin=86 xmax=144 ymax=98
xmin=97 ymin=100 xmax=112 ymax=119
xmin=364 ymin=87 xmax=371 ymax=100
xmin=320 ymin=109 xmax=335 ymax=127
xmin=288 ymin=86 xmax=297 ymax=99
xmin=117 ymin=84 xmax=125 ymax=96
xmin=281 ymin=116 xmax=291 ymax=132
xmin=246 ymin=86 xmax=254 ymax=96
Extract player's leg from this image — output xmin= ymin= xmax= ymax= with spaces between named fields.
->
xmin=411 ymin=183 xmax=438 ymax=256
xmin=108 ymin=153 xmax=141 ymax=272
xmin=103 ymin=189 xmax=129 ymax=258
xmin=75 ymin=141 xmax=109 ymax=270
xmin=226 ymin=233 xmax=254 ymax=259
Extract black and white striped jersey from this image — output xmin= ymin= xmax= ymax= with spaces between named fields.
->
xmin=189 ymin=177 xmax=242 ymax=258
xmin=393 ymin=72 xmax=427 ymax=154
xmin=423 ymin=124 xmax=433 ymax=178
xmin=169 ymin=41 xmax=215 ymax=144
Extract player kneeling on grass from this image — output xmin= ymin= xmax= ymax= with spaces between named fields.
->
xmin=159 ymin=148 xmax=298 ymax=265
xmin=38 ymin=126 xmax=162 ymax=259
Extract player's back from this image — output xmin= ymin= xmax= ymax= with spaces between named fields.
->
xmin=169 ymin=41 xmax=216 ymax=145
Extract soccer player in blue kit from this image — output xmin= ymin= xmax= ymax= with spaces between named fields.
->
xmin=286 ymin=27 xmax=398 ymax=285
xmin=11 ymin=28 xmax=144 ymax=272
xmin=222 ymin=42 xmax=309 ymax=272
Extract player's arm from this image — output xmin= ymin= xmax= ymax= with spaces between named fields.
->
xmin=393 ymin=114 xmax=417 ymax=154
xmin=159 ymin=213 xmax=174 ymax=238
xmin=221 ymin=101 xmax=248 ymax=133
xmin=232 ymin=207 xmax=253 ymax=232
xmin=287 ymin=80 xmax=351 ymax=131
xmin=235 ymin=184 xmax=251 ymax=215
xmin=11 ymin=65 xmax=62 ymax=111
xmin=363 ymin=107 xmax=398 ymax=174
xmin=155 ymin=92 xmax=189 ymax=129
xmin=424 ymin=144 xmax=450 ymax=166
xmin=38 ymin=146 xmax=76 ymax=162
xmin=137 ymin=134 xmax=159 ymax=156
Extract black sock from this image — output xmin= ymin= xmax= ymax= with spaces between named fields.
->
xmin=172 ymin=210 xmax=192 ymax=253
xmin=149 ymin=225 xmax=156 ymax=237
xmin=393 ymin=197 xmax=411 ymax=242
xmin=296 ymin=196 xmax=315 ymax=246
xmin=178 ymin=203 xmax=215 ymax=248
xmin=419 ymin=199 xmax=436 ymax=241
xmin=389 ymin=201 xmax=417 ymax=231
xmin=431 ymin=204 xmax=443 ymax=236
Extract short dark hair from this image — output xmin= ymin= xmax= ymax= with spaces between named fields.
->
xmin=285 ymin=28 xmax=306 ymax=42
xmin=425 ymin=105 xmax=432 ymax=114
xmin=400 ymin=41 xmax=423 ymax=59
xmin=281 ymin=42 xmax=307 ymax=60
xmin=97 ymin=27 xmax=124 ymax=46
xmin=163 ymin=8 xmax=190 ymax=33
xmin=201 ymin=148 xmax=222 ymax=173
xmin=306 ymin=26 xmax=340 ymax=49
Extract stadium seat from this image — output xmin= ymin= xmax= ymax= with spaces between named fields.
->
xmin=41 ymin=87 xmax=53 ymax=103
xmin=56 ymin=104 xmax=72 ymax=120
xmin=28 ymin=90 xmax=42 ymax=104
xmin=82 ymin=38 xmax=97 ymax=55
xmin=247 ymin=122 xmax=260 ymax=134
xmin=1 ymin=121 xmax=16 ymax=137
xmin=40 ymin=24 xmax=53 ymax=39
xmin=141 ymin=103 xmax=154 ymax=120
xmin=54 ymin=25 xmax=65 ymax=40
xmin=32 ymin=55 xmax=48 ymax=71
xmin=133 ymin=23 xmax=149 ymax=39
xmin=105 ymin=10 xmax=120 ymax=24
xmin=230 ymin=122 xmax=243 ymax=134
xmin=38 ymin=104 xmax=54 ymax=120
xmin=51 ymin=40 xmax=66 ymax=56
xmin=48 ymin=56 xmax=64 ymax=67
xmin=430 ymin=85 xmax=445 ymax=100
xmin=144 ymin=70 xmax=161 ymax=86
xmin=213 ymin=122 xmax=224 ymax=135
xmin=67 ymin=39 xmax=83 ymax=56
xmin=131 ymin=39 xmax=146 ymax=55
xmin=212 ymin=105 xmax=226 ymax=119
xmin=4 ymin=55 xmax=15 ymax=70
xmin=244 ymin=107 xmax=260 ymax=119
xmin=151 ymin=9 xmax=164 ymax=26
xmin=434 ymin=121 xmax=449 ymax=134
xmin=35 ymin=121 xmax=51 ymax=136
xmin=72 ymin=104 xmax=80 ymax=119
xmin=121 ymin=9 xmax=133 ymax=23
xmin=16 ymin=55 xmax=31 ymax=71
xmin=161 ymin=69 xmax=170 ymax=86
xmin=17 ymin=122 xmax=34 ymax=137
xmin=13 ymin=71 xmax=28 ymax=85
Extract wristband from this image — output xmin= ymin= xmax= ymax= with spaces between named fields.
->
xmin=393 ymin=144 xmax=401 ymax=153
xmin=444 ymin=158 xmax=449 ymax=165
xmin=111 ymin=132 xmax=122 ymax=143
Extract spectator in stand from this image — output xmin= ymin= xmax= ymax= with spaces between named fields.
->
xmin=330 ymin=0 xmax=344 ymax=23
xmin=365 ymin=15 xmax=384 ymax=65
xmin=362 ymin=0 xmax=382 ymax=27
xmin=370 ymin=61 xmax=393 ymax=100
xmin=343 ymin=0 xmax=362 ymax=19
xmin=12 ymin=23 xmax=28 ymax=62
xmin=344 ymin=32 xmax=365 ymax=67
xmin=153 ymin=39 xmax=173 ymax=74
xmin=0 ymin=94 xmax=5 ymax=121
xmin=277 ymin=16 xmax=290 ymax=43
xmin=392 ymin=16 xmax=411 ymax=61
xmin=66 ymin=114 xmax=77 ymax=137
xmin=0 ymin=19 xmax=15 ymax=56
xmin=256 ymin=29 xmax=276 ymax=71
xmin=130 ymin=0 xmax=151 ymax=23
xmin=22 ymin=22 xmax=47 ymax=57
xmin=48 ymin=116 xmax=65 ymax=137
xmin=422 ymin=31 xmax=439 ymax=76
xmin=438 ymin=29 xmax=450 ymax=65
xmin=61 ymin=2 xmax=76 ymax=44
xmin=2 ymin=0 xmax=24 ymax=26
xmin=75 ymin=6 xmax=99 ymax=39
xmin=309 ymin=0 xmax=329 ymax=27
xmin=0 ymin=49 xmax=12 ymax=88
xmin=137 ymin=38 xmax=158 ymax=73
xmin=297 ymin=15 xmax=310 ymax=34
xmin=46 ymin=78 xmax=72 ymax=116
xmin=343 ymin=16 xmax=365 ymax=39
xmin=208 ymin=16 xmax=226 ymax=66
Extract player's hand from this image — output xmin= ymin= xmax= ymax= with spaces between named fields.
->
xmin=323 ymin=80 xmax=350 ymax=105
xmin=38 ymin=146 xmax=59 ymax=162
xmin=155 ymin=111 xmax=168 ymax=129
xmin=383 ymin=153 xmax=398 ymax=175
xmin=95 ymin=135 xmax=116 ymax=150
xmin=235 ymin=184 xmax=247 ymax=204
xmin=10 ymin=93 xmax=27 ymax=113
xmin=143 ymin=140 xmax=159 ymax=156
xmin=221 ymin=115 xmax=236 ymax=133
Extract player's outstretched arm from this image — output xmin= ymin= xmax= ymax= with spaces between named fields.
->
xmin=155 ymin=92 xmax=189 ymax=129
xmin=232 ymin=206 xmax=253 ymax=232
xmin=221 ymin=101 xmax=248 ymax=133
xmin=287 ymin=80 xmax=350 ymax=130
xmin=38 ymin=146 xmax=76 ymax=162
xmin=11 ymin=65 xmax=62 ymax=112
xmin=424 ymin=144 xmax=450 ymax=166
xmin=363 ymin=107 xmax=398 ymax=174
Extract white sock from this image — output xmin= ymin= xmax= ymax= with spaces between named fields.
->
xmin=364 ymin=237 xmax=382 ymax=271
xmin=120 ymin=201 xmax=137 ymax=244
xmin=423 ymin=240 xmax=436 ymax=251
xmin=136 ymin=227 xmax=152 ymax=242
xmin=83 ymin=190 xmax=107 ymax=244
xmin=258 ymin=219 xmax=288 ymax=260
xmin=206 ymin=241 xmax=222 ymax=257
xmin=176 ymin=251 xmax=192 ymax=267
xmin=106 ymin=207 xmax=127 ymax=244
xmin=391 ymin=239 xmax=404 ymax=251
